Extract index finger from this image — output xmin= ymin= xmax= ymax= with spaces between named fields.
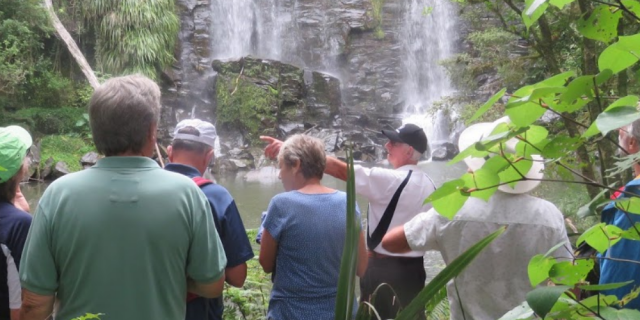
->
xmin=260 ymin=136 xmax=277 ymax=143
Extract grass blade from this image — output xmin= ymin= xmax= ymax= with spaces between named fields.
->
xmin=335 ymin=145 xmax=361 ymax=319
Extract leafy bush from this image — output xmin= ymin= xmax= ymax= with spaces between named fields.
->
xmin=216 ymin=78 xmax=278 ymax=144
xmin=40 ymin=135 xmax=95 ymax=172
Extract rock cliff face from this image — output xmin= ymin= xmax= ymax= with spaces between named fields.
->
xmin=161 ymin=0 xmax=462 ymax=168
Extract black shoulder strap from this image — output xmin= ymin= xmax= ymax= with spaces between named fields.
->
xmin=367 ymin=170 xmax=413 ymax=251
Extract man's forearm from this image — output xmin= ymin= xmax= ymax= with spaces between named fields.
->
xmin=20 ymin=289 xmax=54 ymax=320
xmin=325 ymin=156 xmax=348 ymax=181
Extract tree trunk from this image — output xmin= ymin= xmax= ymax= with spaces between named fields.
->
xmin=43 ymin=0 xmax=100 ymax=90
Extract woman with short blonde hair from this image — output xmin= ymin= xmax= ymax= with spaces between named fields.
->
xmin=260 ymin=134 xmax=367 ymax=320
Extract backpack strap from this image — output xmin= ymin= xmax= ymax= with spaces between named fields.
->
xmin=192 ymin=176 xmax=214 ymax=188
xmin=186 ymin=176 xmax=214 ymax=303
xmin=367 ymin=170 xmax=413 ymax=251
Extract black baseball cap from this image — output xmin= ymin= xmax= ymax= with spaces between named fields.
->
xmin=381 ymin=123 xmax=428 ymax=154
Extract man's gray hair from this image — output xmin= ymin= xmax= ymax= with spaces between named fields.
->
xmin=624 ymin=119 xmax=640 ymax=143
xmin=89 ymin=75 xmax=161 ymax=156
xmin=278 ymin=134 xmax=326 ymax=180
xmin=410 ymin=149 xmax=422 ymax=162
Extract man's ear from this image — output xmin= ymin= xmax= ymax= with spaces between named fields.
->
xmin=167 ymin=145 xmax=174 ymax=161
xmin=630 ymin=137 xmax=640 ymax=154
xmin=205 ymin=148 xmax=215 ymax=166
xmin=292 ymin=159 xmax=302 ymax=174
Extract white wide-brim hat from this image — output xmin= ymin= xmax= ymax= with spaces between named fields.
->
xmin=457 ymin=116 xmax=544 ymax=194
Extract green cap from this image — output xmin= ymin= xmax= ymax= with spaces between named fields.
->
xmin=0 ymin=126 xmax=33 ymax=183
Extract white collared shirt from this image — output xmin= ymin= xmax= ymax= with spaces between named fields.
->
xmin=354 ymin=164 xmax=436 ymax=257
xmin=404 ymin=192 xmax=572 ymax=320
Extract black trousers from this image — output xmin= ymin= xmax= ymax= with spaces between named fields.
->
xmin=359 ymin=255 xmax=427 ymax=320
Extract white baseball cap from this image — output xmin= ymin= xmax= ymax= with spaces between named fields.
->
xmin=172 ymin=119 xmax=217 ymax=148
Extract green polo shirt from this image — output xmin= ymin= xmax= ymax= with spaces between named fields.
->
xmin=19 ymin=157 xmax=226 ymax=320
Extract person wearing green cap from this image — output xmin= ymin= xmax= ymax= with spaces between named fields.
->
xmin=0 ymin=125 xmax=33 ymax=320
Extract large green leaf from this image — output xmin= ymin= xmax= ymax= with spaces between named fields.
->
xmin=556 ymin=70 xmax=612 ymax=112
xmin=462 ymin=169 xmax=499 ymax=201
xmin=577 ymin=5 xmax=622 ymax=43
xmin=599 ymin=307 xmax=640 ymax=319
xmin=498 ymin=155 xmax=534 ymax=188
xmin=522 ymin=0 xmax=549 ymax=29
xmin=579 ymin=280 xmax=634 ymax=291
xmin=615 ymin=197 xmax=640 ymax=215
xmin=603 ymin=95 xmax=640 ymax=112
xmin=498 ymin=302 xmax=535 ymax=320
xmin=577 ymin=223 xmax=623 ymax=253
xmin=469 ymin=88 xmax=506 ymax=123
xmin=599 ymin=34 xmax=640 ymax=74
xmin=549 ymin=0 xmax=575 ymax=8
xmin=515 ymin=125 xmax=549 ymax=157
xmin=506 ymin=72 xmax=576 ymax=126
xmin=595 ymin=106 xmax=640 ymax=137
xmin=621 ymin=0 xmax=640 ymax=17
xmin=424 ymin=179 xmax=465 ymax=204
xmin=622 ymin=223 xmax=640 ymax=240
xmin=528 ymin=255 xmax=556 ymax=287
xmin=395 ymin=227 xmax=506 ymax=320
xmin=549 ymin=259 xmax=594 ymax=286
xmin=541 ymin=136 xmax=581 ymax=158
xmin=582 ymin=97 xmax=639 ymax=138
xmin=334 ymin=146 xmax=360 ymax=320
xmin=526 ymin=286 xmax=570 ymax=318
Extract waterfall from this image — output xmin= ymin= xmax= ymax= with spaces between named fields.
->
xmin=173 ymin=0 xmax=461 ymax=159
xmin=399 ymin=0 xmax=459 ymax=156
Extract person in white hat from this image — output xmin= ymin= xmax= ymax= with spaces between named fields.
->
xmin=381 ymin=117 xmax=572 ymax=319
xmin=0 ymin=125 xmax=33 ymax=320
xmin=165 ymin=119 xmax=254 ymax=320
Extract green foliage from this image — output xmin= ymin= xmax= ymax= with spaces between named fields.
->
xmin=335 ymin=146 xmax=360 ymax=320
xmin=40 ymin=135 xmax=95 ymax=172
xmin=1 ymin=107 xmax=87 ymax=136
xmin=216 ymin=78 xmax=278 ymax=144
xmin=439 ymin=0 xmax=640 ymax=318
xmin=223 ymin=229 xmax=270 ymax=319
xmin=76 ymin=0 xmax=179 ymax=78
xmin=71 ymin=313 xmax=103 ymax=320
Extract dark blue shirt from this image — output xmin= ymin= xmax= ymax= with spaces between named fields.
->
xmin=164 ymin=164 xmax=254 ymax=320
xmin=600 ymin=179 xmax=640 ymax=310
xmin=0 ymin=200 xmax=32 ymax=319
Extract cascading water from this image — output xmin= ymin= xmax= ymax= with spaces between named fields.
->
xmin=173 ymin=0 xmax=461 ymax=160
xmin=399 ymin=0 xmax=460 ymax=158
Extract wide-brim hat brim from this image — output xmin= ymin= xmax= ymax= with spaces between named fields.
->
xmin=457 ymin=117 xmax=543 ymax=194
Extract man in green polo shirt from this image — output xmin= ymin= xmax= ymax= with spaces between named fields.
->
xmin=19 ymin=75 xmax=227 ymax=320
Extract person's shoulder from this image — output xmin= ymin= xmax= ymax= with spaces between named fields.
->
xmin=0 ymin=204 xmax=31 ymax=224
xmin=201 ymin=182 xmax=232 ymax=198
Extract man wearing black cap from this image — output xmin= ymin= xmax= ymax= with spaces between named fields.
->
xmin=261 ymin=123 xmax=436 ymax=319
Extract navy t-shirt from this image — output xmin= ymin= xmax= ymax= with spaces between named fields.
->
xmin=164 ymin=164 xmax=254 ymax=320
xmin=0 ymin=200 xmax=32 ymax=319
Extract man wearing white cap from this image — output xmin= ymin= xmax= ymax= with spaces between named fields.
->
xmin=261 ymin=122 xmax=437 ymax=319
xmin=382 ymin=117 xmax=572 ymax=319
xmin=166 ymin=119 xmax=254 ymax=320
xmin=0 ymin=125 xmax=33 ymax=320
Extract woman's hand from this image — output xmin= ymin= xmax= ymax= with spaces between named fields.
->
xmin=260 ymin=136 xmax=283 ymax=160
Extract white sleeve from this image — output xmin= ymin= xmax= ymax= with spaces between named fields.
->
xmin=354 ymin=165 xmax=405 ymax=201
xmin=1 ymin=244 xmax=21 ymax=309
xmin=403 ymin=209 xmax=441 ymax=251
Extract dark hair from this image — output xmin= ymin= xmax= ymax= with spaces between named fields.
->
xmin=0 ymin=162 xmax=26 ymax=202
xmin=171 ymin=126 xmax=212 ymax=154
